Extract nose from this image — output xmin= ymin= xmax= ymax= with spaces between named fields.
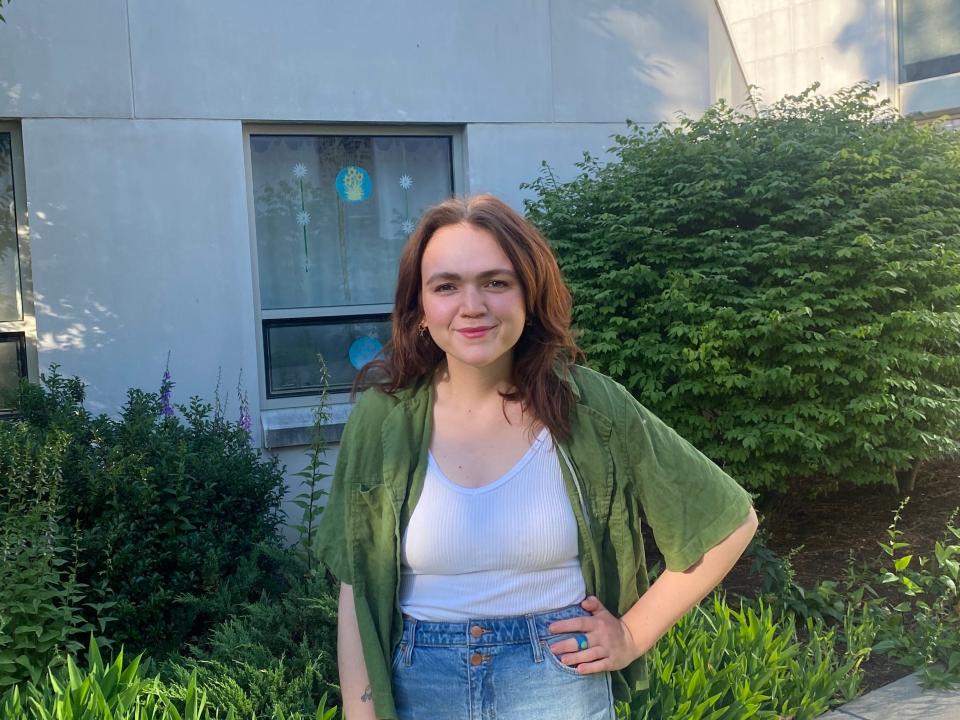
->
xmin=460 ymin=285 xmax=486 ymax=316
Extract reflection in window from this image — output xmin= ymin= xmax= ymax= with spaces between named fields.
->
xmin=0 ymin=133 xmax=21 ymax=323
xmin=900 ymin=0 xmax=960 ymax=82
xmin=249 ymin=133 xmax=454 ymax=398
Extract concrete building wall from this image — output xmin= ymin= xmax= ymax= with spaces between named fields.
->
xmin=718 ymin=0 xmax=897 ymax=106
xmin=0 ymin=0 xmax=746 ymax=538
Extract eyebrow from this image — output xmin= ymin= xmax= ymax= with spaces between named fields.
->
xmin=424 ymin=268 xmax=518 ymax=285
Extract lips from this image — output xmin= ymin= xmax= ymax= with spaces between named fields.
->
xmin=456 ymin=326 xmax=494 ymax=338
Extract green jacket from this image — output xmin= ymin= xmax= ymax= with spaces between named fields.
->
xmin=316 ymin=364 xmax=754 ymax=719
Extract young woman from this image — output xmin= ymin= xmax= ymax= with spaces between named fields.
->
xmin=317 ymin=194 xmax=758 ymax=720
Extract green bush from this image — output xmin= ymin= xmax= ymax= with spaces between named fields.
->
xmin=525 ymin=82 xmax=960 ymax=494
xmin=618 ymin=594 xmax=874 ymax=719
xmin=0 ymin=423 xmax=105 ymax=687
xmin=5 ymin=363 xmax=288 ymax=657
xmin=163 ymin=562 xmax=340 ymax=718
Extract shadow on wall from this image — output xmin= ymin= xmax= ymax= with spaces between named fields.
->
xmin=557 ymin=0 xmax=717 ymax=123
xmin=834 ymin=0 xmax=895 ymax=94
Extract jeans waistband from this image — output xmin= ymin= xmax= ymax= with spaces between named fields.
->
xmin=400 ymin=603 xmax=587 ymax=648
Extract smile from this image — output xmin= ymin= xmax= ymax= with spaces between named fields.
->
xmin=456 ymin=326 xmax=494 ymax=339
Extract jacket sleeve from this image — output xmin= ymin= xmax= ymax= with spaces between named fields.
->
xmin=314 ymin=399 xmax=365 ymax=585
xmin=619 ymin=387 xmax=755 ymax=573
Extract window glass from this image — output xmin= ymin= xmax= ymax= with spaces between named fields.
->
xmin=900 ymin=0 xmax=960 ymax=81
xmin=250 ymin=135 xmax=453 ymax=310
xmin=266 ymin=317 xmax=391 ymax=395
xmin=0 ymin=334 xmax=24 ymax=410
xmin=0 ymin=133 xmax=20 ymax=322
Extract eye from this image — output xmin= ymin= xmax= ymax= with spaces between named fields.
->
xmin=434 ymin=283 xmax=456 ymax=292
xmin=487 ymin=279 xmax=510 ymax=289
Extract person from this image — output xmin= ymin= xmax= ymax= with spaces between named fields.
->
xmin=316 ymin=194 xmax=758 ymax=720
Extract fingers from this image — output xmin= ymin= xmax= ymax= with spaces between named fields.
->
xmin=549 ymin=597 xmax=608 ymax=635
xmin=547 ymin=617 xmax=590 ymax=634
xmin=554 ymin=646 xmax=605 ymax=666
xmin=571 ymin=658 xmax=611 ymax=675
xmin=547 ymin=637 xmax=586 ymax=655
xmin=580 ymin=595 xmax=604 ymax=613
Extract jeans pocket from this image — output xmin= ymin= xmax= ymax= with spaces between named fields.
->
xmin=391 ymin=642 xmax=407 ymax=672
xmin=540 ymin=638 xmax=587 ymax=678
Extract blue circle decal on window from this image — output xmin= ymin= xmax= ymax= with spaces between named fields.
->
xmin=335 ymin=166 xmax=372 ymax=203
xmin=349 ymin=336 xmax=383 ymax=369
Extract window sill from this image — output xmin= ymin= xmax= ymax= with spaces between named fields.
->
xmin=260 ymin=401 xmax=354 ymax=449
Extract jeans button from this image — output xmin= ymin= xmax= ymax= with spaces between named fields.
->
xmin=470 ymin=625 xmax=484 ymax=638
xmin=470 ymin=652 xmax=484 ymax=666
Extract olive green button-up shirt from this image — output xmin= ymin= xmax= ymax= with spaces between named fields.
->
xmin=316 ymin=364 xmax=754 ymax=719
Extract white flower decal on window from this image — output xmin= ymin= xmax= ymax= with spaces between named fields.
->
xmin=401 ymin=219 xmax=415 ymax=235
xmin=296 ymin=210 xmax=311 ymax=226
xmin=399 ymin=174 xmax=413 ymax=190
xmin=293 ymin=163 xmax=308 ymax=179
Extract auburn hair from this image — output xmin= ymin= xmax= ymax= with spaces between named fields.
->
xmin=354 ymin=194 xmax=584 ymax=442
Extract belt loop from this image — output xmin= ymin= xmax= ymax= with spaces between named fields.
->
xmin=403 ymin=618 xmax=417 ymax=667
xmin=526 ymin=615 xmax=543 ymax=663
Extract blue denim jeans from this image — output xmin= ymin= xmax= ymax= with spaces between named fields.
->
xmin=391 ymin=604 xmax=615 ymax=720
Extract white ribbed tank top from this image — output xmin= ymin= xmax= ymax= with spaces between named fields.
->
xmin=399 ymin=427 xmax=586 ymax=621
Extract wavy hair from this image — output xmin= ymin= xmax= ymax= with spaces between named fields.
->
xmin=354 ymin=194 xmax=584 ymax=441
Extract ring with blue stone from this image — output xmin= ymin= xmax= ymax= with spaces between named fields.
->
xmin=574 ymin=633 xmax=589 ymax=651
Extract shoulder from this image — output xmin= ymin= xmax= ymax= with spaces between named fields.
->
xmin=567 ymin=364 xmax=634 ymax=417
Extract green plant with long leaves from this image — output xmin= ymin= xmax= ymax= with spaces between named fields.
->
xmin=618 ymin=594 xmax=874 ymax=720
xmin=290 ymin=360 xmax=332 ymax=576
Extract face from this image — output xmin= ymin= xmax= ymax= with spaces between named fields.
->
xmin=420 ymin=222 xmax=527 ymax=374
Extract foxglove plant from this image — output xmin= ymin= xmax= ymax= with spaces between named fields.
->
xmin=160 ymin=353 xmax=175 ymax=418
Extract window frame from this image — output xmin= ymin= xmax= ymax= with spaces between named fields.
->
xmin=897 ymin=0 xmax=960 ymax=83
xmin=0 ymin=122 xmax=38 ymax=418
xmin=242 ymin=123 xmax=466 ymax=413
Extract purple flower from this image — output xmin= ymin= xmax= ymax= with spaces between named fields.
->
xmin=238 ymin=388 xmax=252 ymax=434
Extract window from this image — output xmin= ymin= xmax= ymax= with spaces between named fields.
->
xmin=245 ymin=128 xmax=460 ymax=402
xmin=899 ymin=0 xmax=960 ymax=82
xmin=0 ymin=124 xmax=35 ymax=416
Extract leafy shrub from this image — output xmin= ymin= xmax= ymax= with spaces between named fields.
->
xmin=0 ymin=636 xmax=340 ymax=719
xmin=6 ymin=364 xmax=288 ymax=657
xmin=619 ymin=594 xmax=874 ymax=720
xmin=525 ymin=83 xmax=960 ymax=494
xmin=163 ymin=564 xmax=340 ymax=718
xmin=870 ymin=502 xmax=960 ymax=688
xmin=0 ymin=423 xmax=106 ymax=687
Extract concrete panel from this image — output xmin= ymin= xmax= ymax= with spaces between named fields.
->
xmin=719 ymin=0 xmax=897 ymax=106
xmin=550 ymin=0 xmax=713 ymax=123
xmin=128 ymin=0 xmax=553 ymax=122
xmin=0 ymin=0 xmax=132 ymax=118
xmin=21 ymin=119 xmax=261 ymax=444
xmin=464 ymin=123 xmax=627 ymax=211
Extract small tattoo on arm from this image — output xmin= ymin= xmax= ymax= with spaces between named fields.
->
xmin=361 ymin=685 xmax=373 ymax=703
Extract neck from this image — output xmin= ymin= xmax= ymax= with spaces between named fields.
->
xmin=435 ymin=354 xmax=514 ymax=409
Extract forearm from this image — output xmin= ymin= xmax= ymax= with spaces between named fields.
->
xmin=338 ymin=583 xmax=377 ymax=720
xmin=622 ymin=508 xmax=758 ymax=656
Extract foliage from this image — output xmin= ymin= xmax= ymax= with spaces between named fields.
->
xmin=744 ymin=528 xmax=849 ymax=624
xmin=0 ymin=423 xmax=110 ymax=687
xmin=869 ymin=501 xmax=960 ymax=688
xmin=7 ymin=363 xmax=288 ymax=657
xmin=618 ymin=594 xmax=875 ymax=719
xmin=289 ymin=360 xmax=332 ymax=575
xmin=0 ymin=636 xmax=340 ymax=719
xmin=163 ymin=560 xmax=340 ymax=719
xmin=0 ymin=0 xmax=12 ymax=23
xmin=525 ymin=82 xmax=960 ymax=494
